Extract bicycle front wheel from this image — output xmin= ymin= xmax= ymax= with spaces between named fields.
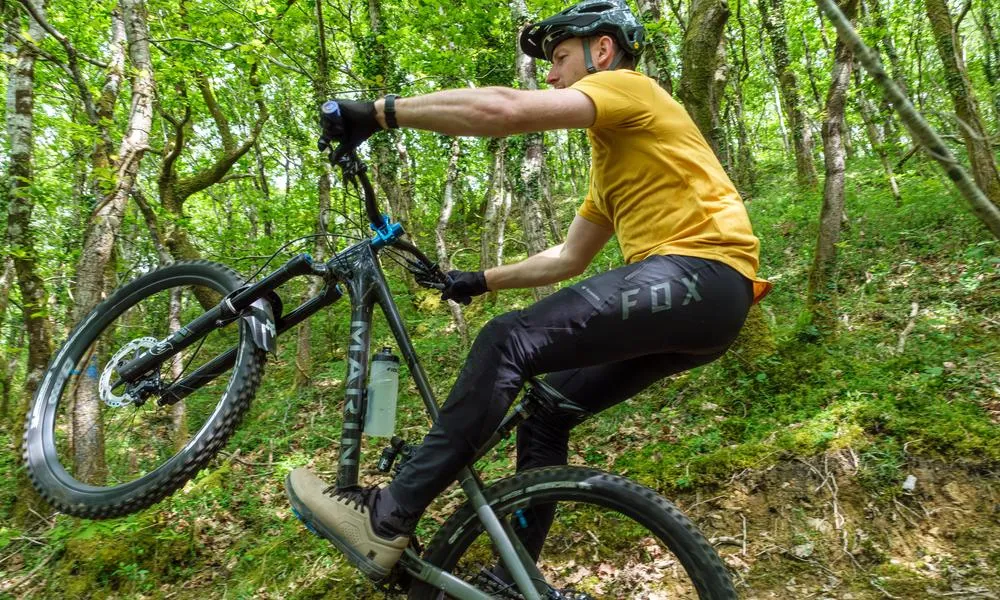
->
xmin=23 ymin=261 xmax=265 ymax=518
xmin=409 ymin=466 xmax=737 ymax=600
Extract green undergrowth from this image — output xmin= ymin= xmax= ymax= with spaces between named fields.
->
xmin=2 ymin=157 xmax=997 ymax=598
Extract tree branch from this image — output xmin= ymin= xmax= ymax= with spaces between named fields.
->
xmin=954 ymin=0 xmax=972 ymax=33
xmin=197 ymin=73 xmax=236 ymax=153
xmin=150 ymin=36 xmax=241 ymax=51
xmin=15 ymin=0 xmax=99 ymax=124
xmin=15 ymin=0 xmax=109 ymax=68
xmin=158 ymin=84 xmax=192 ymax=194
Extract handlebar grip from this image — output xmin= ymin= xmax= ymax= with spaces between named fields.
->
xmin=320 ymin=100 xmax=345 ymax=140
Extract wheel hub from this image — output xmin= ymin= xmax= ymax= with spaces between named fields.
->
xmin=99 ymin=337 xmax=159 ymax=407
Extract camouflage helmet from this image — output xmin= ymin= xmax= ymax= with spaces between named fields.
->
xmin=519 ymin=0 xmax=645 ymax=62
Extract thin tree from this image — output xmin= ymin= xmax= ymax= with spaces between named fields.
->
xmin=924 ymin=0 xmax=1000 ymax=210
xmin=65 ymin=0 xmax=156 ymax=483
xmin=808 ymin=0 xmax=859 ymax=330
xmin=511 ymin=0 xmax=554 ymax=300
xmin=5 ymin=0 xmax=54 ymax=519
xmin=636 ymin=0 xmax=674 ymax=92
xmin=760 ymin=0 xmax=819 ymax=187
xmin=435 ymin=138 xmax=470 ymax=346
xmin=295 ymin=0 xmax=334 ymax=390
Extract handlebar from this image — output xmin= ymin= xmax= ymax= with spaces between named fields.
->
xmin=318 ymin=100 xmax=450 ymax=292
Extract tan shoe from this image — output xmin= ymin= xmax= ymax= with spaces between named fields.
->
xmin=285 ymin=468 xmax=409 ymax=579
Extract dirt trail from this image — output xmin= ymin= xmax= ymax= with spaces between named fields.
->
xmin=678 ymin=456 xmax=1000 ymax=599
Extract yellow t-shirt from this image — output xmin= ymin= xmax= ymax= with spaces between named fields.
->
xmin=571 ymin=70 xmax=772 ymax=303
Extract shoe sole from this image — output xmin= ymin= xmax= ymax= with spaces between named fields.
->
xmin=285 ymin=473 xmax=391 ymax=580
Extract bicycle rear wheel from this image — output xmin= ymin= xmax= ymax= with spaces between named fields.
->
xmin=409 ymin=466 xmax=737 ymax=600
xmin=23 ymin=261 xmax=265 ymax=518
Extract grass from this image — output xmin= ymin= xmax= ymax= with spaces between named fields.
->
xmin=1 ymin=155 xmax=997 ymax=598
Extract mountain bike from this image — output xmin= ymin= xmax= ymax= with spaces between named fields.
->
xmin=22 ymin=102 xmax=739 ymax=599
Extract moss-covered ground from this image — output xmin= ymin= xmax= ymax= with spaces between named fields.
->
xmin=1 ymin=157 xmax=997 ymax=598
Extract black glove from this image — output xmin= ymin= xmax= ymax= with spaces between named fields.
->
xmin=441 ymin=270 xmax=489 ymax=305
xmin=319 ymin=99 xmax=382 ymax=160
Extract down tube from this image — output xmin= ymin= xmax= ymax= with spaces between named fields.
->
xmin=337 ymin=277 xmax=375 ymax=489
xmin=371 ymin=264 xmax=442 ymax=423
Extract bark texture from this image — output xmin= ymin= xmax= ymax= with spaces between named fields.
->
xmin=925 ymin=0 xmax=1000 ymax=210
xmin=814 ymin=0 xmax=1000 ymax=237
xmin=808 ymin=0 xmax=859 ymax=331
xmin=68 ymin=0 xmax=156 ymax=484
xmin=760 ymin=0 xmax=819 ymax=187
xmin=636 ymin=0 xmax=674 ymax=93
xmin=435 ymin=139 xmax=470 ymax=346
xmin=512 ymin=0 xmax=554 ymax=300
xmin=678 ymin=0 xmax=730 ymax=164
xmin=5 ymin=0 xmax=52 ymax=518
xmin=481 ymin=139 xmax=508 ymax=276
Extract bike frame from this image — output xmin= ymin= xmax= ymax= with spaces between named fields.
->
xmin=117 ymin=232 xmax=548 ymax=600
xmin=333 ymin=240 xmax=546 ymax=600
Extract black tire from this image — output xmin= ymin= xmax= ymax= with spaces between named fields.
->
xmin=23 ymin=260 xmax=265 ymax=518
xmin=408 ymin=466 xmax=737 ymax=600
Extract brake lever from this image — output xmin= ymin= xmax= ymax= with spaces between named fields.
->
xmin=405 ymin=257 xmax=448 ymax=290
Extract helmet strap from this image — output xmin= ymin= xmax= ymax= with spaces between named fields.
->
xmin=608 ymin=51 xmax=625 ymax=70
xmin=582 ymin=37 xmax=626 ymax=73
xmin=582 ymin=37 xmax=597 ymax=73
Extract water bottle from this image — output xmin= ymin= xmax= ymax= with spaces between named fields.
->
xmin=364 ymin=347 xmax=400 ymax=437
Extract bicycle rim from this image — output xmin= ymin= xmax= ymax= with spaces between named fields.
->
xmin=26 ymin=262 xmax=262 ymax=516
xmin=412 ymin=468 xmax=736 ymax=600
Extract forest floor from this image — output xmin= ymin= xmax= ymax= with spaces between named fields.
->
xmin=1 ymin=158 xmax=998 ymax=599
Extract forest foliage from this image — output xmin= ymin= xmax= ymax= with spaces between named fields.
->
xmin=1 ymin=0 xmax=998 ymax=596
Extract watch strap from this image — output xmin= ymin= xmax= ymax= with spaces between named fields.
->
xmin=384 ymin=94 xmax=399 ymax=129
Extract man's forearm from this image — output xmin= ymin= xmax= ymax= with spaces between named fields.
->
xmin=484 ymin=244 xmax=583 ymax=290
xmin=374 ymin=88 xmax=522 ymax=137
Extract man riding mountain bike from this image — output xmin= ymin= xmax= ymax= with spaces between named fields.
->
xmin=286 ymin=0 xmax=771 ymax=580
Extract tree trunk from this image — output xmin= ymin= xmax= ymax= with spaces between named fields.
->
xmin=168 ymin=288 xmax=188 ymax=451
xmin=854 ymin=68 xmax=902 ymax=204
xmin=925 ymin=0 xmax=1000 ymax=210
xmin=5 ymin=0 xmax=53 ymax=518
xmin=760 ymin=0 xmax=819 ymax=187
xmin=295 ymin=0 xmax=333 ymax=390
xmin=0 ymin=257 xmax=14 ymax=418
xmin=678 ymin=0 xmax=730 ymax=164
xmin=636 ymin=0 xmax=674 ymax=93
xmin=497 ymin=183 xmax=513 ymax=270
xmin=481 ymin=138 xmax=507 ymax=277
xmin=540 ymin=170 xmax=563 ymax=244
xmin=512 ymin=0 xmax=554 ymax=300
xmin=979 ymin=2 xmax=1000 ymax=124
xmin=67 ymin=0 xmax=155 ymax=483
xmin=435 ymin=139 xmax=470 ymax=346
xmin=808 ymin=0 xmax=858 ymax=331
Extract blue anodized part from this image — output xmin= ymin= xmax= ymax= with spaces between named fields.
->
xmin=370 ymin=215 xmax=403 ymax=248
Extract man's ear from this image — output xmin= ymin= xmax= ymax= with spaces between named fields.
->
xmin=599 ymin=35 xmax=616 ymax=67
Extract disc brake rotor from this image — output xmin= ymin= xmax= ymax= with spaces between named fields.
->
xmin=99 ymin=337 xmax=159 ymax=408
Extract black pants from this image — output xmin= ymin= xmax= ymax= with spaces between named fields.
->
xmin=388 ymin=255 xmax=752 ymax=526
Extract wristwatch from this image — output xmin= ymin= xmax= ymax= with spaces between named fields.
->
xmin=384 ymin=94 xmax=399 ymax=129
